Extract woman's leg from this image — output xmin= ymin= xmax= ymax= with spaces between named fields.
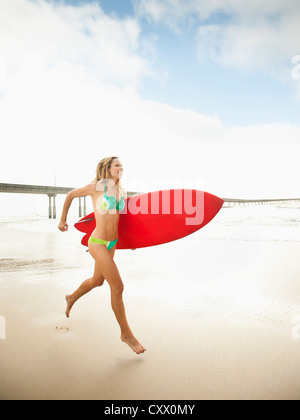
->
xmin=88 ymin=242 xmax=146 ymax=355
xmin=65 ymin=248 xmax=116 ymax=318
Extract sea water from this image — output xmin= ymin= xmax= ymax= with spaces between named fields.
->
xmin=0 ymin=201 xmax=299 ymax=242
xmin=197 ymin=201 xmax=300 ymax=243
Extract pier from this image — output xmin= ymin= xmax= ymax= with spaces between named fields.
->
xmin=222 ymin=198 xmax=300 ymax=207
xmin=0 ymin=183 xmax=138 ymax=219
xmin=0 ymin=183 xmax=299 ymax=218
xmin=0 ymin=183 xmax=84 ymax=219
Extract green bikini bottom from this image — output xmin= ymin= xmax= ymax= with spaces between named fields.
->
xmin=88 ymin=237 xmax=118 ymax=251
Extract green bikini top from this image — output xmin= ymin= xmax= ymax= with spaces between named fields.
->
xmin=99 ymin=183 xmax=125 ymax=212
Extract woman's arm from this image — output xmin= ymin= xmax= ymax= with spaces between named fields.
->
xmin=58 ymin=184 xmax=95 ymax=232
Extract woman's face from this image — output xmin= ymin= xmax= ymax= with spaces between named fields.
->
xmin=109 ymin=159 xmax=123 ymax=180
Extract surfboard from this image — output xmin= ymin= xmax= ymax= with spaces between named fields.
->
xmin=74 ymin=189 xmax=224 ymax=249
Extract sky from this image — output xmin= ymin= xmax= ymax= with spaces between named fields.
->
xmin=0 ymin=0 xmax=300 ymax=203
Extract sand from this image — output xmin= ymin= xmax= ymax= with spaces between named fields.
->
xmin=1 ymin=224 xmax=300 ymax=400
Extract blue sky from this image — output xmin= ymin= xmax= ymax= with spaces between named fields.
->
xmin=62 ymin=0 xmax=135 ymax=17
xmin=50 ymin=0 xmax=300 ymax=126
xmin=0 ymin=0 xmax=300 ymax=200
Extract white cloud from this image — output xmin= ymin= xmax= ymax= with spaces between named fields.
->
xmin=0 ymin=0 xmax=151 ymax=87
xmin=134 ymin=0 xmax=300 ymax=79
xmin=197 ymin=13 xmax=299 ymax=78
xmin=134 ymin=0 xmax=300 ymax=28
xmin=0 ymin=0 xmax=300 ymax=200
xmin=0 ymin=0 xmax=152 ymax=187
xmin=1 ymin=65 xmax=300 ymax=198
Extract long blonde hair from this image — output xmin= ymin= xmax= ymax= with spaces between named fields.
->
xmin=94 ymin=156 xmax=121 ymax=187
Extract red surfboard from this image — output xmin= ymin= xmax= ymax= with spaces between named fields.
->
xmin=74 ymin=189 xmax=224 ymax=249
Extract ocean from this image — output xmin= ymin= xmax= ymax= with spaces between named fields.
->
xmin=1 ymin=200 xmax=299 ymax=241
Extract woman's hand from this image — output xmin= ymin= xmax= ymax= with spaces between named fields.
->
xmin=58 ymin=220 xmax=69 ymax=232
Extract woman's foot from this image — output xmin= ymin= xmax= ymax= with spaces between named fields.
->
xmin=121 ymin=334 xmax=146 ymax=355
xmin=65 ymin=295 xmax=74 ymax=318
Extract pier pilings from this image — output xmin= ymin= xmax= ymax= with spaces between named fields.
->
xmin=0 ymin=183 xmax=87 ymax=219
xmin=48 ymin=194 xmax=57 ymax=219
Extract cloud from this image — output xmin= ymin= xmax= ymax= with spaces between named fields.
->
xmin=0 ymin=0 xmax=152 ymax=187
xmin=134 ymin=0 xmax=299 ymax=25
xmin=0 ymin=0 xmax=152 ymax=88
xmin=0 ymin=0 xmax=300 ymax=199
xmin=134 ymin=0 xmax=300 ymax=78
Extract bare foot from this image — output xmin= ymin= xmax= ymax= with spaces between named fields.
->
xmin=121 ymin=334 xmax=146 ymax=355
xmin=65 ymin=295 xmax=74 ymax=318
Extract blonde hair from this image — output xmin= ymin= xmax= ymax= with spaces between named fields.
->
xmin=94 ymin=156 xmax=121 ymax=186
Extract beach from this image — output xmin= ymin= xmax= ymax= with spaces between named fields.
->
xmin=1 ymin=204 xmax=300 ymax=400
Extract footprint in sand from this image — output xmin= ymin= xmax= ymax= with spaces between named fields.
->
xmin=56 ymin=326 xmax=70 ymax=333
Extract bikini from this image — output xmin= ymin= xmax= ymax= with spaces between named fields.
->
xmin=89 ymin=182 xmax=125 ymax=251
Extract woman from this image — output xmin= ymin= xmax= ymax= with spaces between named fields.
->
xmin=58 ymin=157 xmax=146 ymax=355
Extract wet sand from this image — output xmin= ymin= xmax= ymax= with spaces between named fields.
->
xmin=1 ymin=225 xmax=300 ymax=400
